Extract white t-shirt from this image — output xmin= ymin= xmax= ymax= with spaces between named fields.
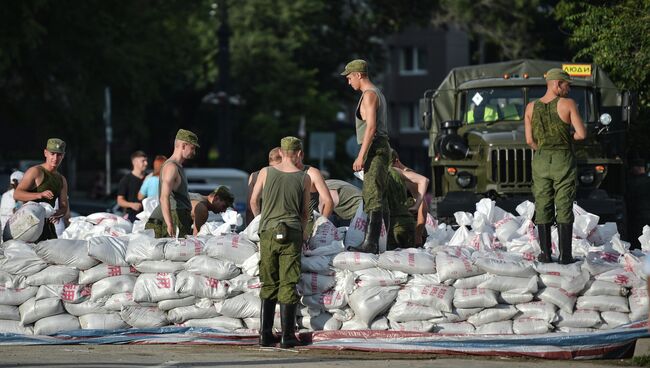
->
xmin=0 ymin=189 xmax=16 ymax=230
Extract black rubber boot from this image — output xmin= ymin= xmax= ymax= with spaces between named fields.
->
xmin=280 ymin=303 xmax=303 ymax=348
xmin=558 ymin=223 xmax=574 ymax=264
xmin=537 ymin=223 xmax=552 ymax=263
xmin=259 ymin=299 xmax=277 ymax=347
xmin=358 ymin=211 xmax=381 ymax=254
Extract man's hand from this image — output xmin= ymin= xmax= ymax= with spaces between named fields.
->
xmin=166 ymin=223 xmax=175 ymax=238
xmin=40 ymin=190 xmax=54 ymax=200
xmin=131 ymin=202 xmax=143 ymax=212
xmin=352 ymin=155 xmax=364 ymax=172
xmin=49 ymin=209 xmax=65 ymax=224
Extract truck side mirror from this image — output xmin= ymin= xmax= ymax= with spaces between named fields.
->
xmin=420 ymin=90 xmax=435 ymax=131
xmin=622 ymin=91 xmax=638 ymax=124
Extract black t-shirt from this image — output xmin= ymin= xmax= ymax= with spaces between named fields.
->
xmin=117 ymin=173 xmax=144 ymax=222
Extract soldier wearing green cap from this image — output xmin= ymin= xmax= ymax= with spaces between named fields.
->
xmin=13 ymin=138 xmax=69 ymax=241
xmin=524 ymin=68 xmax=587 ymax=264
xmin=189 ymin=186 xmax=234 ymax=235
xmin=146 ymin=129 xmax=199 ymax=238
xmin=342 ymin=58 xmax=390 ymax=254
xmin=250 ymin=136 xmax=311 ymax=348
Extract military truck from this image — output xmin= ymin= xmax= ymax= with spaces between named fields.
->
xmin=420 ymin=59 xmax=635 ymax=231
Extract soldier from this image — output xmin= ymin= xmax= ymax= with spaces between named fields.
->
xmin=342 ymin=59 xmax=390 ymax=254
xmin=246 ymin=147 xmax=281 ymax=224
xmin=14 ymin=138 xmax=69 ymax=241
xmin=525 ymin=68 xmax=586 ymax=264
xmin=145 ymin=129 xmax=199 ymax=238
xmin=190 ymin=186 xmax=234 ymax=235
xmin=250 ymin=136 xmax=311 ymax=348
xmin=322 ymin=179 xmax=362 ymax=227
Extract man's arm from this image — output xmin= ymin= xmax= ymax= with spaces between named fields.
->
xmin=301 ymin=174 xmax=312 ymax=241
xmin=159 ymin=164 xmax=179 ymax=237
xmin=524 ymin=102 xmax=538 ymax=150
xmin=415 ymin=200 xmax=429 ymax=246
xmin=192 ymin=203 xmax=209 ymax=236
xmin=398 ymin=168 xmax=429 ymax=214
xmin=14 ymin=167 xmax=49 ymax=202
xmin=51 ymin=177 xmax=69 ymax=223
xmin=250 ymin=168 xmax=266 ymax=217
xmin=567 ymin=99 xmax=587 ymax=140
xmin=353 ymin=91 xmax=378 ymax=172
xmin=309 ymin=168 xmax=333 ymax=217
xmin=246 ymin=171 xmax=259 ymax=224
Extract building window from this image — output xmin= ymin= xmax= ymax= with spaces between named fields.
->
xmin=398 ymin=102 xmax=419 ymax=132
xmin=399 ymin=47 xmax=427 ymax=75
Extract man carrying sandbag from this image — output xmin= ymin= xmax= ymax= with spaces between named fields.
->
xmin=190 ymin=186 xmax=234 ymax=235
xmin=250 ymin=136 xmax=311 ymax=348
xmin=146 ymin=129 xmax=198 ymax=238
xmin=14 ymin=138 xmax=69 ymax=241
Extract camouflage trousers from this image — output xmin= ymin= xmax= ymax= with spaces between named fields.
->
xmin=145 ymin=209 xmax=192 ymax=238
xmin=532 ymin=149 xmax=576 ymax=224
xmin=362 ymin=137 xmax=390 ymax=213
xmin=259 ymin=228 xmax=302 ymax=304
xmin=387 ymin=215 xmax=416 ymax=250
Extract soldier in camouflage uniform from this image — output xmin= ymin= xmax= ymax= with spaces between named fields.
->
xmin=524 ymin=68 xmax=586 ymax=264
xmin=342 ymin=59 xmax=390 ymax=254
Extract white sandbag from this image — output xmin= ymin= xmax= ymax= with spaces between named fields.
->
xmin=319 ymin=289 xmax=348 ymax=310
xmin=538 ymin=274 xmax=563 ymax=289
xmin=439 ymin=307 xmax=484 ymax=323
xmin=387 ymin=300 xmax=443 ymax=322
xmin=572 ymin=204 xmax=599 ymax=239
xmin=163 ymin=237 xmax=204 ymax=261
xmin=79 ymin=313 xmax=129 ymax=330
xmin=300 ymin=312 xmax=341 ymax=331
xmin=534 ymin=262 xmax=583 ymax=278
xmin=330 ymin=307 xmax=354 ymax=323
xmin=204 ymin=234 xmax=257 ymax=266
xmin=474 ymin=257 xmax=536 ymax=277
xmin=133 ymin=261 xmax=185 ymax=273
xmin=2 ymin=202 xmax=49 ymax=242
xmin=377 ymin=249 xmax=436 ymax=274
xmin=555 ymin=309 xmax=601 ymax=328
xmin=104 ymin=292 xmax=139 ymax=311
xmin=184 ymin=256 xmax=240 ymax=280
xmin=0 ymin=305 xmax=19 ymax=320
xmin=175 ymin=271 xmax=229 ymax=300
xmin=562 ymin=269 xmax=591 ymax=295
xmin=308 ymin=216 xmax=340 ymax=250
xmin=557 ymin=326 xmax=597 ymax=333
xmin=436 ymin=252 xmax=483 ymax=282
xmin=167 ymin=305 xmax=220 ymax=323
xmin=513 ymin=318 xmax=551 ymax=334
xmin=120 ymin=306 xmax=168 ymax=328
xmin=181 ymin=316 xmax=243 ymax=330
xmin=78 ymin=264 xmax=139 ymax=285
xmin=86 ymin=212 xmax=133 ymax=233
xmin=537 ymin=287 xmax=577 ymax=313
xmin=19 ymin=297 xmax=63 ymax=325
xmin=215 ymin=292 xmax=260 ymax=319
xmin=478 ymin=275 xmax=538 ymax=294
xmin=158 ymin=296 xmax=197 ymax=311
xmin=297 ymin=273 xmax=336 ymax=296
xmin=242 ymin=215 xmax=261 ymax=242
xmin=0 ymin=286 xmax=37 ymax=305
xmin=499 ymin=292 xmax=534 ymax=305
xmin=595 ymin=268 xmax=640 ymax=288
xmin=406 ymin=273 xmax=442 ymax=287
xmin=63 ymin=299 xmax=108 ymax=316
xmin=332 ymin=252 xmax=378 ymax=271
xmin=228 ymin=274 xmax=261 ymax=294
xmin=467 ymin=305 xmax=518 ymax=326
xmin=453 ymin=273 xmax=492 ymax=289
xmin=576 ymin=295 xmax=629 ymax=313
xmin=0 ymin=240 xmax=47 ymax=276
xmin=354 ymin=268 xmax=408 ymax=287
xmin=90 ymin=275 xmax=137 ymax=301
xmin=583 ymin=280 xmax=628 ymax=297
xmin=434 ymin=321 xmax=475 ymax=334
xmin=25 ymin=266 xmax=78 ymax=286
xmin=348 ymin=286 xmax=399 ymax=327
xmin=424 ymin=223 xmax=455 ymax=248
xmin=453 ymin=288 xmax=498 ymax=309
xmin=494 ymin=215 xmax=521 ymax=244
xmin=629 ymin=288 xmax=649 ymax=321
xmin=344 ymin=202 xmax=367 ymax=249
xmin=37 ymin=284 xmax=91 ymax=304
xmin=301 ymin=255 xmax=334 ymax=275
xmin=600 ymin=311 xmax=630 ymax=328
xmin=390 ymin=320 xmax=435 ymax=332
xmin=87 ymin=236 xmax=129 ymax=266
xmin=584 ymin=251 xmax=621 ymax=275
xmin=33 ymin=239 xmax=98 ymax=270
xmin=396 ymin=284 xmax=454 ymax=313
xmin=240 ymin=253 xmax=260 ymax=277
xmin=515 ymin=301 xmax=557 ymax=323
xmin=303 ymin=240 xmax=345 ymax=257
xmin=125 ymin=234 xmax=166 ymax=264
xmin=0 ymin=320 xmax=33 ymax=334
xmin=33 ymin=314 xmax=79 ymax=335
xmin=474 ymin=320 xmax=513 ymax=335
xmin=0 ymin=270 xmax=27 ymax=289
xmin=133 ymin=273 xmax=185 ymax=303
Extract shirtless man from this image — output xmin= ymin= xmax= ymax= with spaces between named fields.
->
xmin=190 ymin=186 xmax=234 ymax=235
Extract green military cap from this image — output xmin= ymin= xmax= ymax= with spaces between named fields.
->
xmin=281 ymin=136 xmax=302 ymax=151
xmin=46 ymin=138 xmax=66 ymax=153
xmin=211 ymin=185 xmax=234 ymax=207
xmin=545 ymin=68 xmax=572 ymax=83
xmin=340 ymin=59 xmax=368 ymax=76
xmin=176 ymin=129 xmax=200 ymax=148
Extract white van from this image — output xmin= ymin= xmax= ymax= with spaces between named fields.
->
xmin=185 ymin=168 xmax=249 ymax=218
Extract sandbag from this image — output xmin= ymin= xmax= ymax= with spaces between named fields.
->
xmin=37 ymin=284 xmax=91 ymax=304
xmin=85 ymin=212 xmax=133 ymax=234
xmin=104 ymin=292 xmax=139 ymax=311
xmin=63 ymin=299 xmax=109 ymax=316
xmin=515 ymin=301 xmax=557 ymax=323
xmin=387 ymin=300 xmax=443 ymax=322
xmin=240 ymin=253 xmax=260 ymax=276
xmin=0 ymin=286 xmax=38 ymax=305
xmin=25 ymin=266 xmax=78 ymax=286
xmin=396 ymin=284 xmax=454 ymax=313
xmin=354 ymin=268 xmax=408 ymax=287
xmin=377 ymin=249 xmax=436 ymax=274
xmin=120 ymin=306 xmax=168 ymax=328
xmin=478 ymin=275 xmax=538 ymax=294
xmin=474 ymin=257 xmax=536 ymax=278
xmin=184 ymin=256 xmax=240 ymax=280
xmin=308 ymin=217 xmax=340 ymax=250
xmin=537 ymin=287 xmax=577 ymax=313
xmin=0 ymin=305 xmax=19 ymax=320
xmin=332 ymin=252 xmax=378 ymax=271
xmin=499 ymin=292 xmax=534 ymax=305
xmin=0 ymin=319 xmax=34 ymax=334
xmin=167 ymin=305 xmax=220 ymax=324
xmin=513 ymin=317 xmax=551 ymax=334
xmin=467 ymin=305 xmax=518 ymax=326
xmin=0 ymin=240 xmax=48 ymax=276
xmin=78 ymin=313 xmax=129 ymax=330
xmin=0 ymin=270 xmax=27 ymax=289
xmin=125 ymin=234 xmax=166 ymax=264
xmin=595 ymin=268 xmax=640 ymax=288
xmin=87 ymin=236 xmax=129 ymax=266
xmin=34 ymin=314 xmax=80 ymax=335
xmin=453 ymin=273 xmax=491 ymax=289
xmin=390 ymin=320 xmax=435 ymax=332
xmin=440 ymin=307 xmax=484 ymax=323
xmin=78 ymin=264 xmax=139 ymax=285
xmin=600 ymin=311 xmax=630 ymax=328
xmin=90 ymin=275 xmax=137 ymax=301
xmin=583 ymin=280 xmax=628 ymax=297
xmin=474 ymin=320 xmax=513 ymax=335
xmin=576 ymin=295 xmax=629 ymax=313
xmin=629 ymin=288 xmax=649 ymax=321
xmin=163 ymin=237 xmax=204 ymax=261
xmin=300 ymin=312 xmax=342 ymax=331
xmin=434 ymin=321 xmax=475 ymax=334
xmin=534 ymin=261 xmax=583 ymax=278
xmin=133 ymin=273 xmax=185 ymax=303
xmin=453 ymin=288 xmax=498 ymax=309
xmin=348 ymin=286 xmax=399 ymax=327
xmin=297 ymin=273 xmax=336 ymax=296
xmin=180 ymin=316 xmax=243 ymax=330
xmin=436 ymin=252 xmax=483 ymax=282
xmin=215 ymin=292 xmax=259 ymax=319
xmin=3 ymin=202 xmax=49 ymax=242
xmin=555 ymin=309 xmax=601 ymax=328
xmin=175 ymin=271 xmax=229 ymax=299
xmin=301 ymin=255 xmax=334 ymax=275
xmin=228 ymin=274 xmax=261 ymax=294
xmin=204 ymin=234 xmax=257 ymax=266
xmin=33 ymin=239 xmax=98 ymax=270
xmin=241 ymin=215 xmax=260 ymax=242
xmin=19 ymin=297 xmax=64 ymax=325
xmin=158 ymin=296 xmax=197 ymax=312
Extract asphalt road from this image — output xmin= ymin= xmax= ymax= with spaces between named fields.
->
xmin=0 ymin=345 xmax=633 ymax=368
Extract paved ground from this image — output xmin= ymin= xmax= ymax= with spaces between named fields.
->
xmin=0 ymin=345 xmax=636 ymax=368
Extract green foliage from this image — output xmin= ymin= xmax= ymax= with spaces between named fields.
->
xmin=633 ymin=355 xmax=650 ymax=367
